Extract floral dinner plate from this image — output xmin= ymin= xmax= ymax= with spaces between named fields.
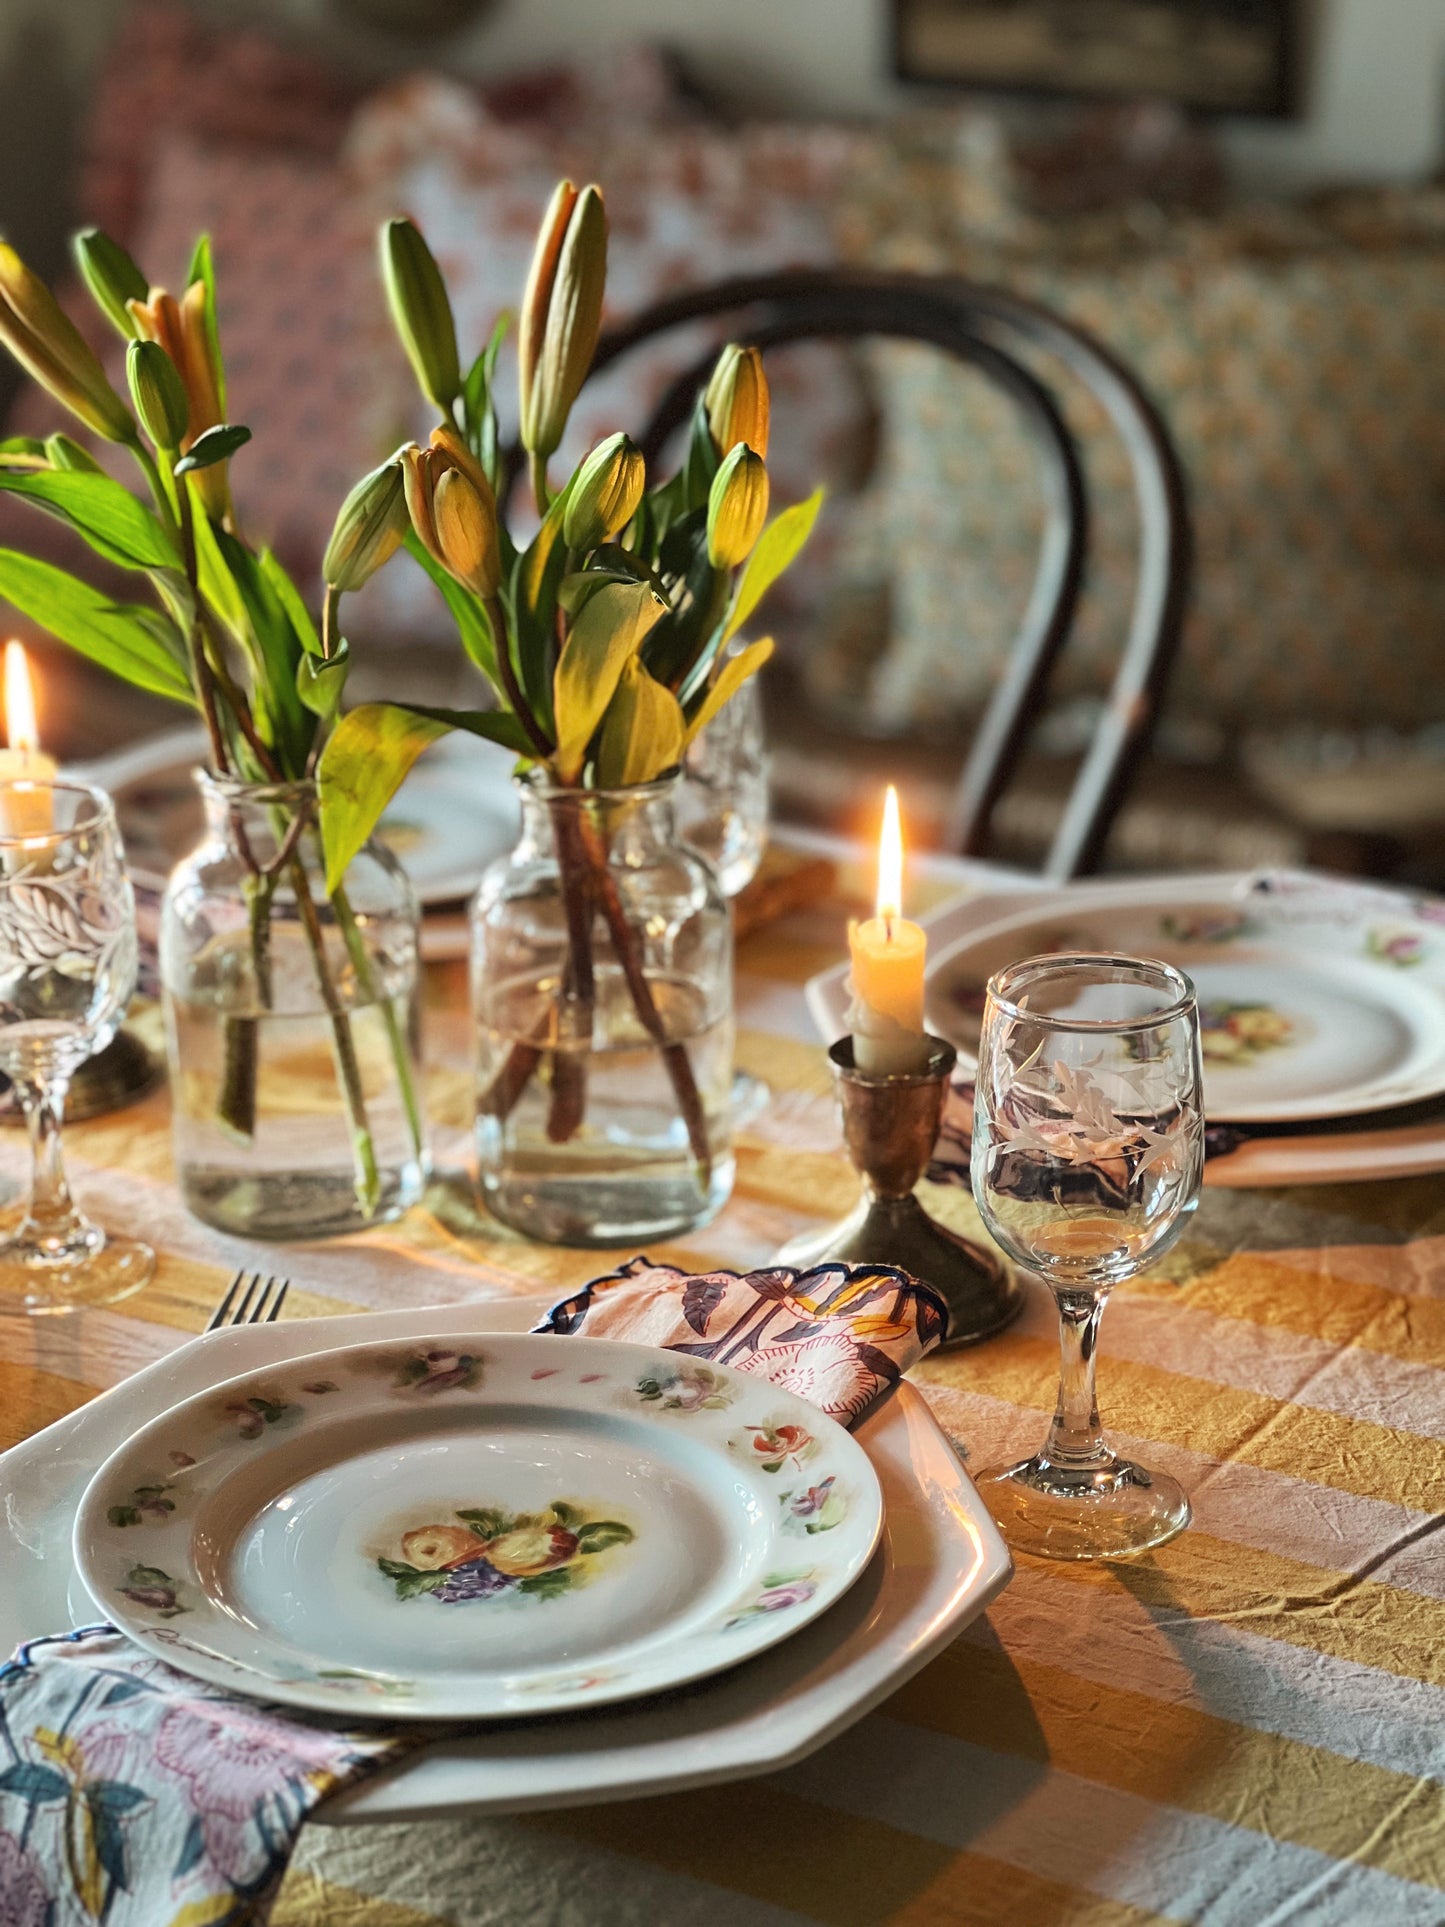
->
xmin=73 ymin=1333 xmax=883 ymax=1721
xmin=924 ymin=873 xmax=1445 ymax=1125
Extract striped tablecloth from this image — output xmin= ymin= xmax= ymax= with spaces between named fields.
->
xmin=2 ymin=846 xmax=1443 ymax=1926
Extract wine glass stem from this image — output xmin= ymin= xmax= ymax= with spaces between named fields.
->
xmin=14 ymin=1072 xmax=97 ymax=1259
xmin=1044 ymin=1284 xmax=1113 ymax=1470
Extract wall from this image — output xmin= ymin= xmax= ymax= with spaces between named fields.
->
xmin=0 ymin=0 xmax=1439 ymax=249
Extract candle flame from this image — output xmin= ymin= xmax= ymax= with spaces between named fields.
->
xmin=4 ymin=642 xmax=39 ymax=755
xmin=877 ymin=784 xmax=904 ymax=924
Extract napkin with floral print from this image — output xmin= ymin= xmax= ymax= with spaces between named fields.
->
xmin=0 ymin=1625 xmax=417 ymax=1927
xmin=536 ymin=1255 xmax=949 ymax=1426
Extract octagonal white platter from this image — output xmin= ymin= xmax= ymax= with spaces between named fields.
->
xmin=74 ymin=1333 xmax=882 ymax=1721
xmin=4 ymin=1297 xmax=1009 ymax=1821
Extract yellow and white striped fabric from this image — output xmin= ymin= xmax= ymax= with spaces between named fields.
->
xmin=2 ymin=849 xmax=1443 ymax=1925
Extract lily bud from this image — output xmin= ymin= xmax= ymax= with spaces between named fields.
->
xmin=73 ymin=228 xmax=148 ymax=340
xmin=705 ymin=343 xmax=770 ymax=459
xmin=131 ymin=284 xmax=230 ymax=513
xmin=433 ymin=467 xmax=500 ymax=597
xmin=126 ymin=339 xmax=189 ymax=451
xmin=323 ymin=456 xmax=408 ymax=592
xmin=403 ymin=440 xmax=500 ymax=598
xmin=0 ymin=243 xmax=134 ymax=443
xmin=518 ymin=181 xmax=607 ymax=461
xmin=380 ymin=218 xmax=460 ymax=414
xmin=706 ymin=443 xmax=769 ymax=569
xmin=563 ymin=432 xmax=645 ymax=551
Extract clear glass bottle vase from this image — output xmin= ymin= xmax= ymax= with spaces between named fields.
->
xmin=472 ymin=772 xmax=735 ymax=1245
xmin=160 ymin=773 xmax=429 ymax=1239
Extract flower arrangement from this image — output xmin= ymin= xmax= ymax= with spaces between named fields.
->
xmin=317 ymin=181 xmax=823 ymax=1175
xmin=0 ymin=232 xmax=420 ymax=1217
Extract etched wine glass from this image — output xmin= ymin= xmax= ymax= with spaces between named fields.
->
xmin=970 ymin=953 xmax=1204 ymax=1559
xmin=0 ymin=781 xmax=154 ymax=1311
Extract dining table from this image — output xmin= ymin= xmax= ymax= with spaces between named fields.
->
xmin=2 ymin=835 xmax=1443 ymax=1927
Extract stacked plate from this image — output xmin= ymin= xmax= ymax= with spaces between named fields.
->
xmin=3 ymin=1299 xmax=1010 ymax=1814
xmin=808 ymin=870 xmax=1445 ymax=1187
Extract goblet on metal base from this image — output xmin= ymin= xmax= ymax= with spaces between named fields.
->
xmin=778 ymin=1035 xmax=1023 ymax=1348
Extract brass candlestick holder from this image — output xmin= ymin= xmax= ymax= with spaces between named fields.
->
xmin=778 ymin=1034 xmax=1023 ymax=1349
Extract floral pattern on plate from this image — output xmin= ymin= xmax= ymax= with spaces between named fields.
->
xmin=725 ymin=1572 xmax=818 ymax=1630
xmin=633 ymin=1364 xmax=733 ymax=1412
xmin=782 ymin=1478 xmax=847 ymax=1534
xmin=376 ymin=1501 xmax=635 ymax=1605
xmin=119 ymin=1564 xmax=187 ymax=1618
xmin=107 ymin=1482 xmax=177 ymax=1528
xmin=735 ymin=1420 xmax=817 ymax=1474
xmin=1367 ymin=927 xmax=1426 ymax=968
xmin=1160 ymin=911 xmax=1257 ymax=945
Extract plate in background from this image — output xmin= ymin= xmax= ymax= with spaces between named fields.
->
xmin=80 ymin=726 xmax=518 ymax=908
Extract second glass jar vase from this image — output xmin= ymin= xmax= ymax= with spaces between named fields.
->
xmin=472 ymin=773 xmax=734 ymax=1245
xmin=161 ymin=774 xmax=429 ymax=1239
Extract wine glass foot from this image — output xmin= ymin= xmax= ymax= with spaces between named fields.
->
xmin=0 ymin=1237 xmax=155 ymax=1315
xmin=977 ymin=1453 xmax=1190 ymax=1561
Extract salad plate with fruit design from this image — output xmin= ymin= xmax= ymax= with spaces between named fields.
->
xmin=74 ymin=1333 xmax=883 ymax=1721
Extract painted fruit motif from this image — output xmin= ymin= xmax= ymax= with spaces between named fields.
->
xmin=378 ymin=1500 xmax=632 ymax=1604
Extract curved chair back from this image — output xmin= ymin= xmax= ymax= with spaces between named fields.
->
xmin=588 ymin=269 xmax=1191 ymax=879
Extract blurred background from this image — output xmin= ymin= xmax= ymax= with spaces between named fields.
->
xmin=0 ymin=0 xmax=1441 ymax=880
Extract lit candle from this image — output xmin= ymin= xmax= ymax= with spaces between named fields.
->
xmin=847 ymin=785 xmax=929 ymax=1075
xmin=0 ymin=642 xmax=57 ymax=836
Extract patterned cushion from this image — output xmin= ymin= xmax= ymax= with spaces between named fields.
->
xmin=832 ymin=159 xmax=1445 ymax=732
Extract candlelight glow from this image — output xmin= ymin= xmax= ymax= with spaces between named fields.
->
xmin=4 ymin=642 xmax=39 ymax=755
xmin=876 ymin=784 xmax=904 ymax=923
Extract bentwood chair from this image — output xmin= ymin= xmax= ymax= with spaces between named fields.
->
xmin=587 ymin=270 xmax=1192 ymax=881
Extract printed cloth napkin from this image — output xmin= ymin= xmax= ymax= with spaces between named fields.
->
xmin=535 ymin=1255 xmax=948 ymax=1426
xmin=3 ymin=1257 xmax=946 ymax=1925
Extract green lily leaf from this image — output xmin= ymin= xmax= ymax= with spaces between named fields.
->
xmin=681 ymin=390 xmax=719 ymax=513
xmin=175 ymin=423 xmax=250 ymax=475
xmin=319 ymin=700 xmax=530 ymax=893
xmin=595 ymin=658 xmax=684 ymax=787
xmin=0 ymin=548 xmax=193 ymax=703
xmin=261 ymin=548 xmax=321 ymax=658
xmin=511 ymin=476 xmax=577 ymax=735
xmin=403 ymin=528 xmax=498 ymax=691
xmin=0 ymin=468 xmax=179 ymax=570
xmin=297 ymin=639 xmax=349 ymax=720
xmin=208 ymin=520 xmax=311 ymax=770
xmin=0 ymin=437 xmax=49 ymax=468
xmin=552 ymin=579 xmax=666 ymax=782
xmin=185 ymin=234 xmax=226 ymax=415
xmin=683 ymin=636 xmax=774 ymax=747
xmin=724 ymin=486 xmax=824 ymax=642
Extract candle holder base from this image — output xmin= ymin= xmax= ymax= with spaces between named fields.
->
xmin=776 ymin=1035 xmax=1023 ymax=1350
xmin=777 ymin=1189 xmax=1022 ymax=1349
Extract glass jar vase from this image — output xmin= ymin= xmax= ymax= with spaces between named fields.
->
xmin=472 ymin=773 xmax=734 ymax=1245
xmin=161 ymin=773 xmax=428 ymax=1239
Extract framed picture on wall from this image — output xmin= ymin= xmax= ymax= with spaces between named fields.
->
xmin=892 ymin=0 xmax=1299 ymax=117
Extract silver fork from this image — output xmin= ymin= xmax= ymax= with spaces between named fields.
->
xmin=204 ymin=1269 xmax=291 ymax=1333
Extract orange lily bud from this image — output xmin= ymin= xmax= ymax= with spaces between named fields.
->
xmin=705 ymin=343 xmax=770 ymax=459
xmin=0 ymin=243 xmax=134 ymax=442
xmin=518 ymin=180 xmax=608 ymax=463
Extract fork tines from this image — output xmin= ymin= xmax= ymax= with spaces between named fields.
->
xmin=205 ymin=1269 xmax=291 ymax=1332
